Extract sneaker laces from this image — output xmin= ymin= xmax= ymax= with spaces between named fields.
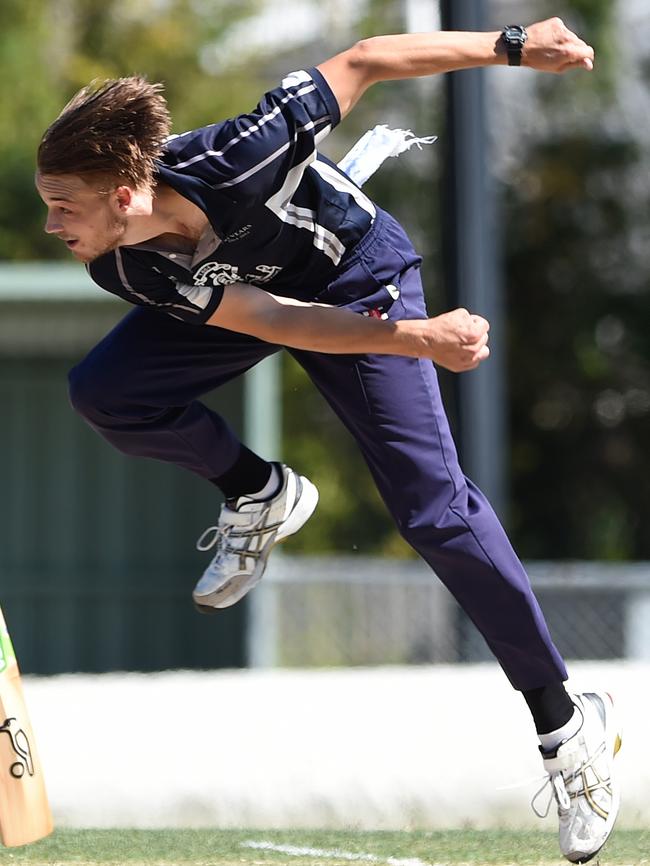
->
xmin=531 ymin=772 xmax=571 ymax=818
xmin=196 ymin=519 xmax=233 ymax=553
xmin=531 ymin=739 xmax=608 ymax=819
xmin=196 ymin=500 xmax=285 ymax=567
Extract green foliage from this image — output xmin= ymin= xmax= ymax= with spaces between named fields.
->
xmin=505 ymin=48 xmax=650 ymax=559
xmin=0 ymin=0 xmax=264 ymax=261
xmin=3 ymin=1 xmax=648 ymax=563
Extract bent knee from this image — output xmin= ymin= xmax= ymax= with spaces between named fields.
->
xmin=68 ymin=358 xmax=124 ymax=417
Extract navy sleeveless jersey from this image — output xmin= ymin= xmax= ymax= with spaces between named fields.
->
xmin=86 ymin=68 xmax=378 ymax=324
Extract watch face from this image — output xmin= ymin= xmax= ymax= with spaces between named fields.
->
xmin=505 ymin=25 xmax=527 ymax=44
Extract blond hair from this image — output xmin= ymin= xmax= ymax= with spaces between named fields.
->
xmin=38 ymin=76 xmax=171 ymax=189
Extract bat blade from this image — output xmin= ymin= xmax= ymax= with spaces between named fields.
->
xmin=0 ymin=609 xmax=53 ymax=847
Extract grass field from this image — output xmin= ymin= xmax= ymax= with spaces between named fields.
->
xmin=0 ymin=829 xmax=647 ymax=866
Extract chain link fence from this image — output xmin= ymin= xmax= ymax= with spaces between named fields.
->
xmin=247 ymin=556 xmax=650 ymax=667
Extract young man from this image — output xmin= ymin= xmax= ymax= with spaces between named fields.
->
xmin=36 ymin=17 xmax=620 ymax=863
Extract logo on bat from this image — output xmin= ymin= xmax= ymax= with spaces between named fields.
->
xmin=0 ymin=718 xmax=34 ymax=778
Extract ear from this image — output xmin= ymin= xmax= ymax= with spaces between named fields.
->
xmin=114 ymin=185 xmax=135 ymax=213
xmin=113 ymin=184 xmax=154 ymax=217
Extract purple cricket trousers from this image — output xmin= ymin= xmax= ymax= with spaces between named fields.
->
xmin=69 ymin=209 xmax=567 ymax=690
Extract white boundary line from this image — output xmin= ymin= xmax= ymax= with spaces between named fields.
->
xmin=241 ymin=840 xmax=431 ymax=866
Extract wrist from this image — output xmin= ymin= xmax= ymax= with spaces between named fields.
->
xmin=491 ymin=31 xmax=509 ymax=66
xmin=393 ymin=318 xmax=431 ymax=358
xmin=497 ymin=24 xmax=529 ymax=67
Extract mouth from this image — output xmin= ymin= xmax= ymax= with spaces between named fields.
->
xmin=64 ymin=239 xmax=79 ymax=249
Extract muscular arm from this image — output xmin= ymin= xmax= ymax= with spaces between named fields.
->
xmin=317 ymin=17 xmax=595 ymax=117
xmin=207 ymin=283 xmax=489 ymax=373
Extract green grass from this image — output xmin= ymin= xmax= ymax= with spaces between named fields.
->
xmin=0 ymin=829 xmax=647 ymax=866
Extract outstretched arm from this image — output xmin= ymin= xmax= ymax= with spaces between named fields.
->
xmin=207 ymin=283 xmax=490 ymax=373
xmin=317 ymin=17 xmax=595 ymax=117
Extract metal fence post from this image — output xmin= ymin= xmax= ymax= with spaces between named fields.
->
xmin=440 ymin=0 xmax=507 ymax=521
xmin=625 ymin=590 xmax=650 ymax=660
xmin=244 ymin=353 xmax=282 ymax=667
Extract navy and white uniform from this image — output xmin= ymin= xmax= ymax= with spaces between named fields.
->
xmin=72 ymin=69 xmax=567 ymax=691
xmin=86 ymin=68 xmax=376 ymax=321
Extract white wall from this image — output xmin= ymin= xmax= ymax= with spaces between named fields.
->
xmin=23 ymin=661 xmax=646 ymax=830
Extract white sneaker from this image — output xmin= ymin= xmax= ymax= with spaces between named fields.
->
xmin=193 ymin=464 xmax=318 ymax=611
xmin=536 ymin=691 xmax=622 ymax=864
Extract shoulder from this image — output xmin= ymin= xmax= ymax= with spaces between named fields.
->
xmin=87 ymin=247 xmax=167 ymax=292
xmin=160 ymin=125 xmax=225 ymax=165
xmin=86 ymin=252 xmax=121 ymax=289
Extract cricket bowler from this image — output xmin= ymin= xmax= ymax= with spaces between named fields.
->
xmin=36 ymin=17 xmax=620 ymax=863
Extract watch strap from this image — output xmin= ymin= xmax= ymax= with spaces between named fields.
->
xmin=502 ymin=24 xmax=528 ymax=67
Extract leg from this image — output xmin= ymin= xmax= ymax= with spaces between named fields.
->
xmin=69 ymin=306 xmax=318 ymax=610
xmin=68 ymin=306 xmax=276 ymax=480
xmin=294 ymin=209 xmax=622 ymax=862
xmin=291 ymin=210 xmax=566 ymax=691
xmin=293 ymin=339 xmax=566 ymax=689
xmin=296 ymin=342 xmax=622 ymax=865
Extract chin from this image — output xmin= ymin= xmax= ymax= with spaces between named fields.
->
xmin=75 ymin=238 xmax=121 ymax=264
xmin=69 ymin=248 xmax=93 ymax=263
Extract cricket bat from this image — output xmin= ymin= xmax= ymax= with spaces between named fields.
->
xmin=0 ymin=607 xmax=53 ymax=846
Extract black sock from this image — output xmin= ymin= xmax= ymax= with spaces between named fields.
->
xmin=210 ymin=445 xmax=273 ymax=500
xmin=522 ymin=682 xmax=575 ymax=735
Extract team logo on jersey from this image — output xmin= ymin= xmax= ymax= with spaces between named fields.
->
xmin=252 ymin=265 xmax=283 ymax=283
xmin=193 ymin=262 xmax=284 ymax=287
xmin=193 ymin=263 xmax=241 ymax=287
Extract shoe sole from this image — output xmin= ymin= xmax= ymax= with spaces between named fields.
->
xmin=565 ymin=691 xmax=622 ymax=864
xmin=193 ymin=475 xmax=319 ymax=613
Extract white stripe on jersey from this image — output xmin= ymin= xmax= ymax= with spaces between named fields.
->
xmin=312 ymin=223 xmax=347 ymax=263
xmin=310 ymin=159 xmax=377 ymax=221
xmin=115 ymin=250 xmax=204 ymax=316
xmin=282 ymin=202 xmax=346 ymax=262
xmin=212 ymin=123 xmax=315 ymax=190
xmin=169 ymin=303 xmax=206 ymax=314
xmin=174 ymin=281 xmax=213 ymax=310
xmin=212 ymin=120 xmax=329 ymax=192
xmin=170 ymin=84 xmax=319 ymax=171
xmin=314 ymin=124 xmax=331 ymax=146
xmin=115 ymin=249 xmax=156 ymax=306
xmin=265 ymin=151 xmax=345 ymax=264
xmin=281 ymin=70 xmax=313 ymax=88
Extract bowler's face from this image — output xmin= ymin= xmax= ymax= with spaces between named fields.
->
xmin=36 ymin=173 xmax=127 ymax=263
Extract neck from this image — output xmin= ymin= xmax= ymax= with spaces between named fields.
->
xmin=152 ymin=184 xmax=208 ymax=242
xmin=122 ymin=184 xmax=209 ymax=247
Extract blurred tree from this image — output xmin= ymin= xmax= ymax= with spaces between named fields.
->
xmin=0 ymin=0 xmax=262 ymax=260
xmin=0 ymin=0 xmax=64 ymax=259
xmin=8 ymin=0 xmax=647 ymax=564
xmin=505 ymin=1 xmax=650 ymax=559
xmin=0 ymin=0 xmax=438 ymax=556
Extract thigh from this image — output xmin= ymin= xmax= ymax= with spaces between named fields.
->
xmin=72 ymin=306 xmax=278 ymax=406
xmin=291 ymin=265 xmax=466 ymax=526
xmin=294 ymin=350 xmax=464 ymax=525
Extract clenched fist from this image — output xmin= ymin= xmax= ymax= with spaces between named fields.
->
xmin=423 ymin=308 xmax=490 ymax=373
xmin=522 ymin=18 xmax=595 ymax=73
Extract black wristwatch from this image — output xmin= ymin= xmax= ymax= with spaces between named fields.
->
xmin=501 ymin=24 xmax=528 ymax=66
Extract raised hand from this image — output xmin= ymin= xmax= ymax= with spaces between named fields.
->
xmin=523 ymin=17 xmax=595 ymax=73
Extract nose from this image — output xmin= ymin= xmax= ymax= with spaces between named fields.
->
xmin=44 ymin=212 xmax=62 ymax=234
